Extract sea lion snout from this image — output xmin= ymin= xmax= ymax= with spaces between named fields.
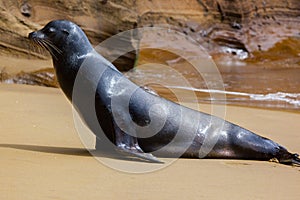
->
xmin=28 ymin=31 xmax=44 ymax=40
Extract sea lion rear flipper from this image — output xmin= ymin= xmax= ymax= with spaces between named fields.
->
xmin=290 ymin=154 xmax=300 ymax=166
xmin=113 ymin=121 xmax=163 ymax=163
xmin=281 ymin=153 xmax=300 ymax=166
xmin=275 ymin=147 xmax=300 ymax=166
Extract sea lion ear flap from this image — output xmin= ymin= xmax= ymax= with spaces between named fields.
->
xmin=62 ymin=29 xmax=70 ymax=36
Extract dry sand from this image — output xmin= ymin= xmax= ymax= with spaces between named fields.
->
xmin=0 ymin=83 xmax=299 ymax=200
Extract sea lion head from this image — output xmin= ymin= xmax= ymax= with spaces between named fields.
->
xmin=29 ymin=20 xmax=93 ymax=60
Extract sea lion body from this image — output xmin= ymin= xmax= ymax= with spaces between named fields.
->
xmin=29 ymin=20 xmax=300 ymax=165
xmin=94 ymin=65 xmax=292 ymax=162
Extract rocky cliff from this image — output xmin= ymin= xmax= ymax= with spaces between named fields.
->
xmin=0 ymin=0 xmax=299 ymax=85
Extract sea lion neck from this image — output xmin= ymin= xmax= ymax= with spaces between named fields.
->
xmin=52 ymin=33 xmax=93 ymax=70
xmin=52 ymin=49 xmax=92 ymax=101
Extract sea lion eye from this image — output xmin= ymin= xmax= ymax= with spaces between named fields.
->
xmin=49 ymin=27 xmax=55 ymax=33
xmin=45 ymin=27 xmax=55 ymax=35
xmin=62 ymin=29 xmax=69 ymax=35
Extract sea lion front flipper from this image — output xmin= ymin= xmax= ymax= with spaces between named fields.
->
xmin=116 ymin=147 xmax=163 ymax=163
xmin=290 ymin=154 xmax=300 ymax=166
xmin=113 ymin=121 xmax=163 ymax=163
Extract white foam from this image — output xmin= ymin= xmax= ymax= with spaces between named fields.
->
xmin=165 ymin=85 xmax=300 ymax=108
xmin=249 ymin=92 xmax=300 ymax=107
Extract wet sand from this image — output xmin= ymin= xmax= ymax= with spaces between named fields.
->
xmin=0 ymin=83 xmax=299 ymax=200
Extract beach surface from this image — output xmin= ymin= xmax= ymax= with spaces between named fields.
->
xmin=0 ymin=83 xmax=299 ymax=200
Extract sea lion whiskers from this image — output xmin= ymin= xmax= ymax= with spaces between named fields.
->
xmin=31 ymin=37 xmax=62 ymax=60
xmin=30 ymin=37 xmax=53 ymax=58
xmin=29 ymin=38 xmax=45 ymax=56
xmin=37 ymin=39 xmax=57 ymax=59
xmin=43 ymin=39 xmax=63 ymax=55
xmin=39 ymin=39 xmax=62 ymax=60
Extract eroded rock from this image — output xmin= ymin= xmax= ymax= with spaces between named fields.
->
xmin=0 ymin=0 xmax=299 ymax=86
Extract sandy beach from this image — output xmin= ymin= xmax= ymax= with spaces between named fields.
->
xmin=0 ymin=83 xmax=299 ymax=200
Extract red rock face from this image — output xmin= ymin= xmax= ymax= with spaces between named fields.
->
xmin=0 ymin=0 xmax=299 ymax=69
xmin=137 ymin=0 xmax=300 ymax=59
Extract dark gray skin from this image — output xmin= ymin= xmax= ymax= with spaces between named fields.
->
xmin=28 ymin=20 xmax=300 ymax=165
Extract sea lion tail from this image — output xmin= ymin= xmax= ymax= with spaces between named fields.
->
xmin=275 ymin=146 xmax=300 ymax=166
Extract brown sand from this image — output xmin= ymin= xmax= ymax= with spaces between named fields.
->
xmin=0 ymin=83 xmax=299 ymax=200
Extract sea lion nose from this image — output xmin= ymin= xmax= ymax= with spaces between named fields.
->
xmin=28 ymin=31 xmax=37 ymax=39
xmin=28 ymin=31 xmax=44 ymax=39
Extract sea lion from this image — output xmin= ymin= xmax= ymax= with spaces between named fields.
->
xmin=28 ymin=20 xmax=300 ymax=166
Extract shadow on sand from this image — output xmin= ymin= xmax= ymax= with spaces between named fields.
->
xmin=0 ymin=143 xmax=158 ymax=163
